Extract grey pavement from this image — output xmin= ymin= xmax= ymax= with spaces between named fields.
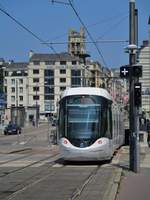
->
xmin=115 ymin=146 xmax=150 ymax=200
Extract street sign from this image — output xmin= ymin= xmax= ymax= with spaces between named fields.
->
xmin=120 ymin=65 xmax=130 ymax=78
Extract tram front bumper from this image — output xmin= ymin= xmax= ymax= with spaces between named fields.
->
xmin=60 ymin=146 xmax=111 ymax=161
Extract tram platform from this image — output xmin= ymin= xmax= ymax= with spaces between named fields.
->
xmin=113 ymin=145 xmax=150 ymax=200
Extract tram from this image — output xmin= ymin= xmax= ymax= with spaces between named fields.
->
xmin=58 ymin=87 xmax=124 ymax=161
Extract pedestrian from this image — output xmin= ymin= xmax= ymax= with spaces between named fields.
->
xmin=147 ymin=119 xmax=150 ymax=147
xmin=32 ymin=119 xmax=35 ymax=127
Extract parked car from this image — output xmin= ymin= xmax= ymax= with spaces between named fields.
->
xmin=4 ymin=123 xmax=22 ymax=135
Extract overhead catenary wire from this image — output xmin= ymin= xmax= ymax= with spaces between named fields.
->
xmin=97 ymin=15 xmax=128 ymax=40
xmin=42 ymin=40 xmax=128 ymax=45
xmin=67 ymin=0 xmax=107 ymax=67
xmin=0 ymin=7 xmax=60 ymax=58
xmin=49 ymin=11 xmax=128 ymax=42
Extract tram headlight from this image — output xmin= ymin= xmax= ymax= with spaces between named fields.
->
xmin=64 ymin=139 xmax=68 ymax=144
xmin=97 ymin=140 xmax=103 ymax=144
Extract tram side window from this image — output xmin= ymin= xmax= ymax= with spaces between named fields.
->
xmin=100 ymin=105 xmax=107 ymax=138
xmin=105 ymin=105 xmax=112 ymax=139
xmin=59 ymin=101 xmax=66 ymax=138
xmin=100 ymin=103 xmax=112 ymax=139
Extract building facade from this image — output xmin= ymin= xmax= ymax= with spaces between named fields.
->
xmin=139 ymin=40 xmax=150 ymax=119
xmin=4 ymin=61 xmax=28 ymax=109
xmin=28 ymin=51 xmax=94 ymax=116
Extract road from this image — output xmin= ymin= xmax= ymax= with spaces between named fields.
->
xmin=0 ymin=124 xmax=120 ymax=200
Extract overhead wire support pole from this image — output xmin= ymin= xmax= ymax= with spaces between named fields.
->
xmin=129 ymin=0 xmax=140 ymax=173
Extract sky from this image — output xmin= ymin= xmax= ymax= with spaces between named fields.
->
xmin=0 ymin=0 xmax=149 ymax=68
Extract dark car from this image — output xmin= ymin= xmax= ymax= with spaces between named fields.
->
xmin=4 ymin=124 xmax=22 ymax=135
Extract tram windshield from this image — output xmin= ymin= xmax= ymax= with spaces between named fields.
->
xmin=59 ymin=95 xmax=112 ymax=147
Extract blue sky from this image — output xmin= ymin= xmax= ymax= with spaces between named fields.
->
xmin=0 ymin=0 xmax=149 ymax=68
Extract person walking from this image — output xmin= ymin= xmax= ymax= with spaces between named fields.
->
xmin=147 ymin=119 xmax=150 ymax=147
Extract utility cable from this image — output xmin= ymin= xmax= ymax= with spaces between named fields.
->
xmin=97 ymin=15 xmax=128 ymax=40
xmin=0 ymin=7 xmax=60 ymax=57
xmin=42 ymin=40 xmax=128 ymax=45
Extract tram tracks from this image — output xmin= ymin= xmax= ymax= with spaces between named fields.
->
xmin=0 ymin=159 xmax=117 ymax=200
xmin=0 ymin=150 xmax=60 ymax=178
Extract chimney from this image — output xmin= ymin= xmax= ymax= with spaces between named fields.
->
xmin=29 ymin=50 xmax=34 ymax=58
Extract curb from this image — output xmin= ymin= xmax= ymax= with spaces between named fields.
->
xmin=103 ymin=168 xmax=122 ymax=200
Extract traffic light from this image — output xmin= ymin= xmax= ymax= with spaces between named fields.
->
xmin=134 ymin=83 xmax=142 ymax=107
xmin=133 ymin=65 xmax=142 ymax=77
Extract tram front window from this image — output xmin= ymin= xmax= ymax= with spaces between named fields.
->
xmin=66 ymin=96 xmax=100 ymax=147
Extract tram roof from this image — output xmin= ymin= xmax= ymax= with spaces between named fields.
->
xmin=61 ymin=87 xmax=112 ymax=101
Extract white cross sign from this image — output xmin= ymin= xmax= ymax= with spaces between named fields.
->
xmin=120 ymin=66 xmax=130 ymax=78
xmin=121 ymin=68 xmax=129 ymax=76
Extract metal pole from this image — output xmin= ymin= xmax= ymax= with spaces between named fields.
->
xmin=129 ymin=0 xmax=140 ymax=172
xmin=148 ymin=17 xmax=150 ymax=119
xmin=35 ymin=85 xmax=38 ymax=128
xmin=16 ymin=79 xmax=18 ymax=125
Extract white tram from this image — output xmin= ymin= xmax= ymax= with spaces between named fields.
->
xmin=58 ymin=87 xmax=124 ymax=161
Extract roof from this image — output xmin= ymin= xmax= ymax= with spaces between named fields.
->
xmin=30 ymin=52 xmax=80 ymax=62
xmin=5 ymin=62 xmax=28 ymax=71
xmin=61 ymin=87 xmax=112 ymax=101
xmin=0 ymin=58 xmax=5 ymax=62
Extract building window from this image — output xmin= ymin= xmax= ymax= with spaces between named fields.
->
xmin=19 ymin=79 xmax=23 ymax=84
xmin=33 ymin=95 xmax=39 ymax=100
xmin=33 ymin=86 xmax=39 ymax=92
xmin=5 ymin=71 xmax=8 ymax=76
xmin=19 ymin=96 xmax=23 ymax=101
xmin=45 ymin=78 xmax=54 ymax=85
xmin=71 ymin=69 xmax=81 ymax=76
xmin=11 ymin=87 xmax=15 ymax=93
xmin=60 ymin=86 xmax=66 ymax=91
xmin=60 ymin=61 xmax=66 ymax=65
xmin=60 ymin=69 xmax=66 ymax=74
xmin=33 ymin=78 xmax=39 ymax=83
xmin=45 ymin=102 xmax=55 ymax=111
xmin=45 ymin=61 xmax=55 ymax=65
xmin=44 ymin=87 xmax=54 ymax=94
xmin=72 ymin=61 xmax=77 ymax=65
xmin=33 ymin=61 xmax=40 ymax=65
xmin=71 ymin=69 xmax=81 ymax=86
xmin=4 ymin=79 xmax=7 ymax=84
xmin=33 ymin=69 xmax=39 ymax=74
xmin=44 ymin=69 xmax=54 ymax=76
xmin=11 ymin=79 xmax=15 ymax=85
xmin=19 ymin=87 xmax=23 ymax=93
xmin=60 ymin=78 xmax=66 ymax=83
xmin=11 ymin=96 xmax=15 ymax=102
xmin=44 ymin=95 xmax=54 ymax=100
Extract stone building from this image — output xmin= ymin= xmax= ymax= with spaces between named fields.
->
xmin=139 ymin=40 xmax=150 ymax=119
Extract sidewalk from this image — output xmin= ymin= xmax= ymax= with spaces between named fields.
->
xmin=115 ymin=146 xmax=150 ymax=200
